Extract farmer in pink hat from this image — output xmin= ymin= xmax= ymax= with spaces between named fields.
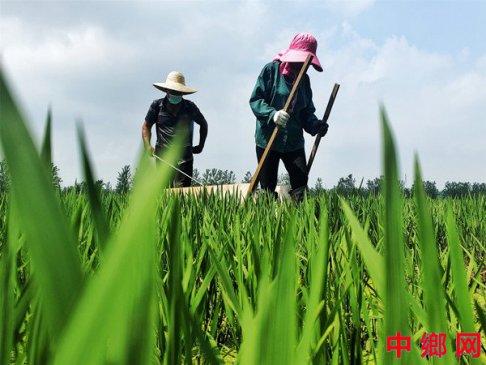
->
xmin=249 ymin=32 xmax=328 ymax=200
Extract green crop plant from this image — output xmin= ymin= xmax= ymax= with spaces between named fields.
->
xmin=1 ymin=69 xmax=485 ymax=364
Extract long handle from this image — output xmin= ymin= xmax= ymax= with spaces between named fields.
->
xmin=246 ymin=54 xmax=314 ymax=198
xmin=152 ymin=154 xmax=204 ymax=186
xmin=306 ymin=83 xmax=340 ymax=173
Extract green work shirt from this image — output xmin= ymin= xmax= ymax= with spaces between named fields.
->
xmin=249 ymin=61 xmax=320 ymax=153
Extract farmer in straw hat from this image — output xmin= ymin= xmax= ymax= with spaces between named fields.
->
xmin=142 ymin=71 xmax=208 ymax=187
xmin=249 ymin=32 xmax=328 ymax=201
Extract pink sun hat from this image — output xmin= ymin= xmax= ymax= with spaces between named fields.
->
xmin=275 ymin=32 xmax=323 ymax=72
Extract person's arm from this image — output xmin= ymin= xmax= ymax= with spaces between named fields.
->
xmin=141 ymin=120 xmax=154 ymax=154
xmin=249 ymin=63 xmax=278 ymax=125
xmin=191 ymin=104 xmax=208 ymax=154
xmin=301 ymin=77 xmax=327 ymax=136
xmin=301 ymin=101 xmax=320 ymax=136
xmin=142 ymin=100 xmax=158 ymax=154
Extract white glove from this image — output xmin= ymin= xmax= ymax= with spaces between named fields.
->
xmin=273 ymin=110 xmax=290 ymax=128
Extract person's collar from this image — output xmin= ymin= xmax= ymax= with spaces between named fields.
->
xmin=163 ymin=96 xmax=185 ymax=114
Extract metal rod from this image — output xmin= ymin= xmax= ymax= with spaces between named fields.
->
xmin=307 ymin=83 xmax=340 ymax=173
xmin=152 ymin=154 xmax=204 ymax=186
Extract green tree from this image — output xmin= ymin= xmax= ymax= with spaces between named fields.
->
xmin=242 ymin=171 xmax=253 ymax=183
xmin=193 ymin=168 xmax=201 ymax=182
xmin=442 ymin=181 xmax=471 ymax=198
xmin=366 ymin=176 xmax=383 ymax=195
xmin=313 ymin=177 xmax=324 ymax=193
xmin=336 ymin=174 xmax=356 ymax=196
xmin=423 ymin=181 xmax=439 ymax=198
xmin=412 ymin=180 xmax=439 ymax=198
xmin=399 ymin=179 xmax=411 ymax=198
xmin=471 ymin=182 xmax=486 ymax=195
xmin=201 ymin=168 xmax=236 ymax=185
xmin=50 ymin=163 xmax=62 ymax=191
xmin=94 ymin=179 xmax=112 ymax=193
xmin=116 ymin=165 xmax=132 ymax=193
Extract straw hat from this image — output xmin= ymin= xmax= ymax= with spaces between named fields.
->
xmin=153 ymin=71 xmax=197 ymax=95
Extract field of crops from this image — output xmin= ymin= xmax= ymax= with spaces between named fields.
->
xmin=1 ymin=72 xmax=485 ymax=365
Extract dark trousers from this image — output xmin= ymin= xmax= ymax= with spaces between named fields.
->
xmin=172 ymin=159 xmax=193 ymax=188
xmin=256 ymin=146 xmax=308 ymax=193
xmin=155 ymin=147 xmax=193 ymax=188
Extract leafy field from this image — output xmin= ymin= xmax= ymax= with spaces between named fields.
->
xmin=1 ymin=71 xmax=485 ymax=365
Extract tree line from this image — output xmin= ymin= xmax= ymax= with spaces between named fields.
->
xmin=1 ymin=160 xmax=485 ymax=198
xmin=328 ymin=173 xmax=486 ymax=198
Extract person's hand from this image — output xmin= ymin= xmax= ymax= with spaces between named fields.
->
xmin=273 ymin=110 xmax=290 ymax=128
xmin=145 ymin=144 xmax=155 ymax=155
xmin=318 ymin=121 xmax=329 ymax=136
xmin=192 ymin=144 xmax=204 ymax=154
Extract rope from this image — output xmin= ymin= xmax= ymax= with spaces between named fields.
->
xmin=152 ymin=154 xmax=204 ymax=186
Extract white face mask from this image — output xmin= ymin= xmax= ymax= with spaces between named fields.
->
xmin=167 ymin=94 xmax=183 ymax=104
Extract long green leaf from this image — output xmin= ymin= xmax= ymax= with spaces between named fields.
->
xmin=53 ymin=145 xmax=178 ymax=365
xmin=297 ymin=206 xmax=330 ymax=362
xmin=381 ymin=108 xmax=413 ymax=364
xmin=413 ymin=157 xmax=454 ymax=362
xmin=239 ymin=213 xmax=297 ymax=365
xmin=340 ymin=198 xmax=385 ymax=297
xmin=446 ymin=208 xmax=482 ymax=364
xmin=77 ymin=123 xmax=110 ymax=249
xmin=0 ymin=69 xmax=83 ymax=343
xmin=40 ymin=107 xmax=52 ymax=167
xmin=0 ymin=247 xmax=13 ymax=364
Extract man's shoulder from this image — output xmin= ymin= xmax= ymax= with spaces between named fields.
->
xmin=183 ymin=99 xmax=200 ymax=111
xmin=149 ymin=98 xmax=164 ymax=110
xmin=152 ymin=98 xmax=164 ymax=105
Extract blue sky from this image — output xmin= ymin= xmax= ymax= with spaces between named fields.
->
xmin=1 ymin=0 xmax=485 ymax=189
xmin=350 ymin=2 xmax=485 ymax=55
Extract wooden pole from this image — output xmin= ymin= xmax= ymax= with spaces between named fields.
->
xmin=246 ymin=54 xmax=314 ymax=198
xmin=306 ymin=83 xmax=340 ymax=173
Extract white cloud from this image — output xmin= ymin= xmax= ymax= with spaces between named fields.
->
xmin=0 ymin=2 xmax=273 ymax=185
xmin=322 ymin=0 xmax=376 ymax=18
xmin=1 ymin=2 xmax=485 ymax=189
xmin=315 ymin=25 xmax=486 ymax=187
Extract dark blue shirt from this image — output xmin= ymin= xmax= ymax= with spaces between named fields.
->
xmin=145 ymin=97 xmax=206 ymax=162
